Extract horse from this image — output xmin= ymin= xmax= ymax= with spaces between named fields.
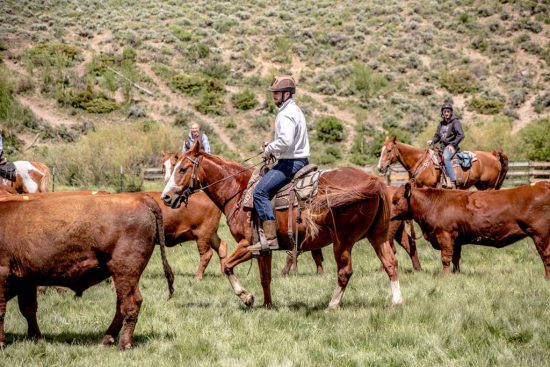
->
xmin=161 ymin=142 xmax=403 ymax=310
xmin=162 ymin=151 xmax=321 ymax=277
xmin=281 ymin=185 xmax=422 ymax=276
xmin=377 ymin=137 xmax=508 ymax=190
xmin=1 ymin=160 xmax=51 ymax=193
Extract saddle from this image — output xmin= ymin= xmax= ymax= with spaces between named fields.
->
xmin=243 ymin=163 xmax=324 ymax=256
xmin=431 ymin=148 xmax=477 ymax=187
xmin=0 ymin=161 xmax=16 ymax=182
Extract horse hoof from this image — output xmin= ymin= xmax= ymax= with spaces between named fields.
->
xmin=392 ymin=297 xmax=404 ymax=306
xmin=194 ymin=275 xmax=203 ymax=282
xmin=100 ymin=335 xmax=115 ymax=346
xmin=325 ymin=303 xmax=340 ymax=312
xmin=118 ymin=343 xmax=132 ymax=351
xmin=240 ymin=292 xmax=254 ymax=307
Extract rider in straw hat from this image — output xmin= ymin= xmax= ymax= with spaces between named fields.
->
xmin=248 ymin=75 xmax=310 ymax=254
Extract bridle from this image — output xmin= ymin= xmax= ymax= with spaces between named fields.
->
xmin=169 ymin=153 xmax=265 ymax=209
xmin=380 ymin=142 xmax=400 ymax=174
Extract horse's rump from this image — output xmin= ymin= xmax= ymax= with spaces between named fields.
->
xmin=304 ymin=168 xmax=390 ymax=240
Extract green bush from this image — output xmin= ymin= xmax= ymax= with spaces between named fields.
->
xmin=316 ymin=116 xmax=344 ymax=143
xmin=25 ymin=43 xmax=80 ymax=68
xmin=195 ymin=91 xmax=225 ymax=115
xmin=469 ymin=96 xmax=504 ymax=114
xmin=353 ymin=63 xmax=387 ymax=101
xmin=70 ymin=86 xmax=119 ymax=113
xmin=517 ymin=117 xmax=550 ymax=161
xmin=231 ymin=89 xmax=258 ymax=110
xmin=171 ymin=74 xmax=205 ymax=95
xmin=439 ymin=70 xmax=478 ymax=94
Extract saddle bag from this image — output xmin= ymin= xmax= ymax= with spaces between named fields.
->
xmin=0 ymin=162 xmax=16 ymax=181
xmin=456 ymin=152 xmax=474 ymax=169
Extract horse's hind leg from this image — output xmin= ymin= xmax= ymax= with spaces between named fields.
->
xmin=327 ymin=239 xmax=353 ymax=310
xmin=222 ymin=240 xmax=255 ymax=307
xmin=452 ymin=244 xmax=462 ymax=273
xmin=258 ymin=252 xmax=273 ymax=307
xmin=372 ymin=240 xmax=403 ymax=305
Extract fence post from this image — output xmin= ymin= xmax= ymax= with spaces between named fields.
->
xmin=120 ymin=165 xmax=124 ymax=193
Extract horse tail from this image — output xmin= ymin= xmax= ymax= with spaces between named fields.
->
xmin=492 ymin=149 xmax=509 ymax=190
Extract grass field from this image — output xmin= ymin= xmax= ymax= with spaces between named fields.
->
xmin=1 ymin=220 xmax=549 ymax=366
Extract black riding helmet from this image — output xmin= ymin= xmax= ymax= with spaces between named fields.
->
xmin=440 ymin=102 xmax=453 ymax=113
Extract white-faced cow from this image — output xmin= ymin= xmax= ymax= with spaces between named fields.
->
xmin=391 ymin=182 xmax=550 ymax=278
xmin=0 ymin=193 xmax=174 ymax=350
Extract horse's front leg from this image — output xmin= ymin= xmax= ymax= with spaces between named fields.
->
xmin=222 ymin=240 xmax=255 ymax=307
xmin=257 ymin=253 xmax=273 ymax=307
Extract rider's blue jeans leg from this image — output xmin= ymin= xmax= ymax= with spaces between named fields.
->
xmin=443 ymin=146 xmax=457 ymax=182
xmin=253 ymin=158 xmax=308 ymax=221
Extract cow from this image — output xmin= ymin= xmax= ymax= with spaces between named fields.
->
xmin=0 ymin=193 xmax=174 ymax=350
xmin=391 ymin=182 xmax=550 ymax=278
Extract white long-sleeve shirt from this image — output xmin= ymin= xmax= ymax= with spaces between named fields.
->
xmin=264 ymin=99 xmax=310 ymax=159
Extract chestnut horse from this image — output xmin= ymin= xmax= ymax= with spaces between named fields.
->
xmin=161 ymin=143 xmax=403 ymax=309
xmin=282 ymin=185 xmax=422 ymax=275
xmin=162 ymin=151 xmax=323 ymax=277
xmin=1 ymin=160 xmax=51 ymax=193
xmin=377 ymin=137 xmax=508 ymax=190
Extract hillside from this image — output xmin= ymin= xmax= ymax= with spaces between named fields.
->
xmin=0 ymin=0 xmax=548 ymax=187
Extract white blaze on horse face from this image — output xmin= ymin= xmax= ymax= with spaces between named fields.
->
xmin=377 ymin=146 xmax=386 ymax=170
xmin=163 ymin=159 xmax=173 ymax=182
xmin=14 ymin=161 xmax=40 ymax=193
xmin=161 ymin=159 xmax=182 ymax=198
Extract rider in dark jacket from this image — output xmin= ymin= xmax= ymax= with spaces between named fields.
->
xmin=427 ymin=102 xmax=464 ymax=189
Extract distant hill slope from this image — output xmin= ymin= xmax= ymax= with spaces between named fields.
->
xmin=0 ymin=0 xmax=548 ymax=165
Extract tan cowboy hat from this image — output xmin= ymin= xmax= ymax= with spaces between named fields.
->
xmin=268 ymin=75 xmax=296 ymax=93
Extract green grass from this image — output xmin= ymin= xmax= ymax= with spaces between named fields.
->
xmin=2 ymin=220 xmax=549 ymax=366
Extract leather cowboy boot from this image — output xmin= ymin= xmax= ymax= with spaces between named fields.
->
xmin=247 ymin=220 xmax=279 ymax=255
xmin=262 ymin=220 xmax=279 ymax=250
xmin=450 ymin=180 xmax=457 ymax=189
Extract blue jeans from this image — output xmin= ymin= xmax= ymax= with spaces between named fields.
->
xmin=253 ymin=158 xmax=309 ymax=221
xmin=443 ymin=146 xmax=457 ymax=181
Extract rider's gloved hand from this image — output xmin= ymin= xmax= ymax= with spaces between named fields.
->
xmin=426 ymin=140 xmax=433 ymax=146
xmin=261 ymin=150 xmax=273 ymax=161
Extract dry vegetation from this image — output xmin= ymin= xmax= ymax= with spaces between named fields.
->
xmin=0 ymin=0 xmax=549 ymax=187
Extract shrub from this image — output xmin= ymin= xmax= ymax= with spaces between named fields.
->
xmin=171 ymin=74 xmax=204 ymax=95
xmin=316 ymin=116 xmax=344 ymax=143
xmin=439 ymin=69 xmax=478 ymax=94
xmin=70 ymin=86 xmax=119 ymax=113
xmin=532 ymin=92 xmax=550 ymax=113
xmin=469 ymin=96 xmax=504 ymax=114
xmin=231 ymin=89 xmax=258 ymax=110
xmin=25 ymin=43 xmax=80 ymax=68
xmin=195 ymin=91 xmax=225 ymax=115
xmin=517 ymin=118 xmax=550 ymax=161
xmin=352 ymin=63 xmax=387 ymax=101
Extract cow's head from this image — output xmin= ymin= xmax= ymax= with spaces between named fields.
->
xmin=161 ymin=142 xmax=202 ymax=208
xmin=390 ymin=182 xmax=413 ymax=220
xmin=161 ymin=151 xmax=180 ymax=183
xmin=377 ymin=136 xmax=399 ymax=174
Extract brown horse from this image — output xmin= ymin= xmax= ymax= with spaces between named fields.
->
xmin=1 ymin=160 xmax=51 ymax=193
xmin=161 ymin=143 xmax=403 ymax=309
xmin=282 ymin=185 xmax=422 ymax=275
xmin=377 ymin=137 xmax=508 ymax=190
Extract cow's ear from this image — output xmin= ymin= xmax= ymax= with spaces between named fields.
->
xmin=405 ymin=182 xmax=411 ymax=198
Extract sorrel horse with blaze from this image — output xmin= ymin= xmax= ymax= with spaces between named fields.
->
xmin=161 ymin=143 xmax=403 ymax=309
xmin=377 ymin=137 xmax=508 ymax=190
xmin=1 ymin=160 xmax=51 ymax=193
xmin=162 ymin=151 xmax=321 ymax=276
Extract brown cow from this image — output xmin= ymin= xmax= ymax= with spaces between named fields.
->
xmin=0 ymin=193 xmax=174 ymax=349
xmin=391 ymin=182 xmax=550 ymax=278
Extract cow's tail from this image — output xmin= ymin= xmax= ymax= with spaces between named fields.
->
xmin=492 ymin=149 xmax=509 ymax=190
xmin=148 ymin=197 xmax=174 ymax=298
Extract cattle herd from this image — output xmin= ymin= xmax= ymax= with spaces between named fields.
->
xmin=0 ymin=148 xmax=548 ymax=350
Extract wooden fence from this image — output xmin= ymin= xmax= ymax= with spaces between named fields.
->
xmin=145 ymin=162 xmax=550 ymax=186
xmin=364 ymin=161 xmax=550 ymax=187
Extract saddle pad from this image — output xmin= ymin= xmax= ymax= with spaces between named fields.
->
xmin=273 ymin=170 xmax=324 ymax=210
xmin=454 ymin=151 xmax=477 ymax=169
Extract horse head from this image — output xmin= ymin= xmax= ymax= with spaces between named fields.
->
xmin=377 ymin=136 xmax=399 ymax=174
xmin=161 ymin=151 xmax=180 ymax=183
xmin=161 ymin=142 xmax=203 ymax=208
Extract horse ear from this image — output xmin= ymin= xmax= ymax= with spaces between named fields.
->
xmin=392 ymin=136 xmax=397 ymax=143
xmin=191 ymin=140 xmax=201 ymax=155
xmin=404 ymin=182 xmax=411 ymax=198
